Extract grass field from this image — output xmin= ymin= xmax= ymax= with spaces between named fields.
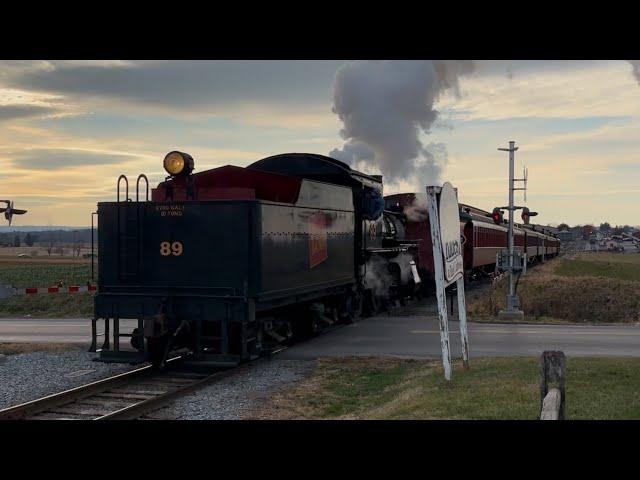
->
xmin=555 ymin=252 xmax=640 ymax=282
xmin=0 ymin=261 xmax=95 ymax=289
xmin=249 ymin=357 xmax=640 ymax=420
xmin=0 ymin=257 xmax=95 ymax=317
xmin=0 ymin=293 xmax=94 ymax=317
xmin=468 ymin=253 xmax=640 ymax=323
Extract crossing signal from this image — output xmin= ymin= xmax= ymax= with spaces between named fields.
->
xmin=492 ymin=208 xmax=503 ymax=225
xmin=521 ymin=207 xmax=538 ymax=225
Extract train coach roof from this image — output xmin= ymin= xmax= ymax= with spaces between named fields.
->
xmin=248 ymin=153 xmax=383 ymax=191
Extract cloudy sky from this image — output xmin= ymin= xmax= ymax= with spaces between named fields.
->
xmin=0 ymin=60 xmax=638 ymax=227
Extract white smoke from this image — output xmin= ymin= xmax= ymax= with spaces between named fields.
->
xmin=365 ymin=255 xmax=393 ymax=297
xmin=330 ymin=60 xmax=475 ymax=188
xmin=365 ymin=253 xmax=420 ymax=299
xmin=403 ymin=193 xmax=428 ymax=222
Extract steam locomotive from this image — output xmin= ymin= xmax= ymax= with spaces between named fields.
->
xmin=92 ymin=152 xmax=559 ymax=367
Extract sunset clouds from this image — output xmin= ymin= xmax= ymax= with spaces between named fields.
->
xmin=0 ymin=60 xmax=637 ymax=227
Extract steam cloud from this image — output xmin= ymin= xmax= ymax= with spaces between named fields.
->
xmin=365 ymin=253 xmax=419 ymax=298
xmin=330 ymin=60 xmax=475 ymax=188
xmin=330 ymin=60 xmax=638 ymax=191
xmin=403 ymin=193 xmax=429 ymax=223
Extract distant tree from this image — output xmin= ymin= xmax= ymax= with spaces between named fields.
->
xmin=13 ymin=235 xmax=20 ymax=247
xmin=557 ymin=223 xmax=570 ymax=231
xmin=600 ymin=222 xmax=611 ymax=233
xmin=73 ymin=241 xmax=84 ymax=258
xmin=24 ymin=232 xmax=34 ymax=247
xmin=46 ymin=236 xmax=55 ymax=256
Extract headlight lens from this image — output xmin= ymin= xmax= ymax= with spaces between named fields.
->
xmin=163 ymin=151 xmax=194 ymax=176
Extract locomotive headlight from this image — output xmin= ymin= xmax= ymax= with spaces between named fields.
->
xmin=163 ymin=151 xmax=194 ymax=177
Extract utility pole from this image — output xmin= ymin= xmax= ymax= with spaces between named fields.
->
xmin=498 ymin=141 xmax=524 ymax=320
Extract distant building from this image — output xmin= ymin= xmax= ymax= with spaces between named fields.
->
xmin=582 ymin=225 xmax=594 ymax=239
xmin=563 ymin=226 xmax=583 ymax=240
xmin=556 ymin=231 xmax=574 ymax=242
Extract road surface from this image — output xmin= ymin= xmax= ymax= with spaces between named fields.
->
xmin=0 ymin=318 xmax=137 ymax=345
xmin=0 ymin=313 xmax=637 ymax=358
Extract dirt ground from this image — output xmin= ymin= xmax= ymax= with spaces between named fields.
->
xmin=0 ymin=342 xmax=75 ymax=355
xmin=0 ymin=246 xmax=93 ymax=263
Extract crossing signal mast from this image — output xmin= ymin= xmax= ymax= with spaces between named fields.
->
xmin=494 ymin=141 xmax=536 ymax=320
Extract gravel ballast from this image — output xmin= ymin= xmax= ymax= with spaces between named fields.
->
xmin=0 ymin=347 xmax=139 ymax=410
xmin=149 ymin=359 xmax=314 ymax=420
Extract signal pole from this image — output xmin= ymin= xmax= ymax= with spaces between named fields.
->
xmin=498 ymin=141 xmax=524 ymax=320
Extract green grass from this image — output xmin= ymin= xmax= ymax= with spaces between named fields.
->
xmin=555 ymin=257 xmax=640 ymax=282
xmin=0 ymin=263 xmax=95 ymax=288
xmin=313 ymin=360 xmax=417 ymax=417
xmin=0 ymin=261 xmax=95 ymax=317
xmin=269 ymin=357 xmax=640 ymax=420
xmin=0 ymin=293 xmax=94 ymax=317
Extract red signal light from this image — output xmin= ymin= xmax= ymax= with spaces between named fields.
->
xmin=492 ymin=208 xmax=503 ymax=225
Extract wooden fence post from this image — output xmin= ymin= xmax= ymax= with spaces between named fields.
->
xmin=539 ymin=351 xmax=566 ymax=420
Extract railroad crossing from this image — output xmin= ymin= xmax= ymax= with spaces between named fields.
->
xmin=1 ymin=313 xmax=637 ymax=358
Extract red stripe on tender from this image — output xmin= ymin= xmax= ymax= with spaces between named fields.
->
xmin=88 ymin=285 xmax=97 ymax=291
xmin=68 ymin=286 xmax=79 ymax=292
xmin=48 ymin=287 xmax=59 ymax=293
xmin=25 ymin=287 xmax=38 ymax=294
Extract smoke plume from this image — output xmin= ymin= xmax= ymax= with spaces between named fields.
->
xmin=330 ymin=60 xmax=475 ymax=188
xmin=403 ymin=193 xmax=429 ymax=222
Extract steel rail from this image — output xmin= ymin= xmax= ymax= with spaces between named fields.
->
xmin=96 ymin=365 xmax=248 ymax=420
xmin=0 ymin=356 xmax=183 ymax=420
xmin=0 ymin=299 xmax=433 ymax=421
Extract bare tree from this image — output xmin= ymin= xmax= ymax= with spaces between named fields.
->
xmin=46 ymin=237 xmax=55 ymax=256
xmin=74 ymin=241 xmax=84 ymax=258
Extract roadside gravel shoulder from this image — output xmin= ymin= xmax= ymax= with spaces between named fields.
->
xmin=0 ymin=346 xmax=141 ymax=410
xmin=147 ymin=359 xmax=315 ymax=420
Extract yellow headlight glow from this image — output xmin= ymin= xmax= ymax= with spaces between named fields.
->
xmin=164 ymin=152 xmax=186 ymax=175
xmin=163 ymin=151 xmax=194 ymax=177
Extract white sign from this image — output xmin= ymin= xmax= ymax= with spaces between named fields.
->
xmin=426 ymin=182 xmax=470 ymax=381
xmin=439 ymin=182 xmax=464 ymax=286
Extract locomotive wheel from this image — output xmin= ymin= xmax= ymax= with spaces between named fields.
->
xmin=309 ymin=317 xmax=321 ymax=335
xmin=130 ymin=327 xmax=143 ymax=351
xmin=339 ymin=292 xmax=362 ymax=324
xmin=147 ymin=336 xmax=169 ymax=369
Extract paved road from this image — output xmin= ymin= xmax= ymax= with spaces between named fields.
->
xmin=0 ymin=318 xmax=137 ymax=345
xmin=281 ymin=316 xmax=640 ymax=359
xmin=0 ymin=313 xmax=638 ymax=358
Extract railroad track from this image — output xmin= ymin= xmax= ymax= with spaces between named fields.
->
xmin=0 ymin=356 xmax=246 ymax=420
xmin=0 ymin=307 xmax=392 ymax=421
